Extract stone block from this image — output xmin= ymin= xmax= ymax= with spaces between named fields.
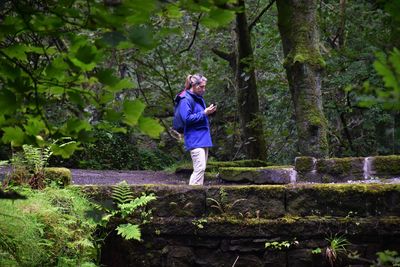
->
xmin=373 ymin=155 xmax=400 ymax=177
xmin=219 ymin=166 xmax=294 ymax=184
xmin=206 ymin=185 xmax=286 ymax=219
xmin=286 ymin=184 xmax=400 ymax=217
xmin=136 ymin=185 xmax=206 ymax=218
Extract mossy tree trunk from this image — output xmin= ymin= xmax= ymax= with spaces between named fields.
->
xmin=234 ymin=0 xmax=267 ymax=160
xmin=276 ymin=0 xmax=329 ymax=158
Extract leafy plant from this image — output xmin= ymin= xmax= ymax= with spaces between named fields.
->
xmin=207 ymin=188 xmax=246 ymax=216
xmin=100 ymin=181 xmax=156 ymax=241
xmin=373 ymin=250 xmax=400 ymax=267
xmin=191 ymin=218 xmax=208 ymax=229
xmin=325 ymin=234 xmax=351 ymax=267
xmin=265 ymin=239 xmax=299 ymax=250
xmin=312 ymin=247 xmax=322 ymax=254
xmin=0 ymin=186 xmax=98 ymax=266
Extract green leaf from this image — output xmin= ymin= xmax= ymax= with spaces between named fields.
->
xmin=51 ymin=141 xmax=81 ymax=158
xmin=67 ymin=91 xmax=85 ymax=106
xmin=123 ymin=100 xmax=146 ymax=126
xmin=0 ymin=115 xmax=6 ymax=127
xmin=45 ymin=56 xmax=68 ymax=80
xmin=0 ymin=60 xmax=21 ymax=80
xmin=201 ymin=8 xmax=235 ymax=28
xmin=165 ymin=5 xmax=182 ymax=19
xmin=2 ymin=126 xmax=25 ymax=146
xmin=106 ymin=79 xmax=135 ymax=92
xmin=116 ymin=223 xmax=141 ymax=240
xmin=69 ymin=42 xmax=100 ymax=71
xmin=24 ymin=117 xmax=47 ymax=136
xmin=99 ymin=31 xmax=127 ymax=47
xmin=0 ymin=89 xmax=17 ymax=114
xmin=104 ymin=109 xmax=123 ymax=121
xmin=65 ymin=119 xmax=92 ymax=134
xmin=96 ymin=69 xmax=119 ymax=86
xmin=128 ymin=26 xmax=156 ymax=49
xmin=76 ymin=45 xmax=98 ymax=64
xmin=2 ymin=44 xmax=28 ymax=61
xmin=138 ymin=117 xmax=164 ymax=138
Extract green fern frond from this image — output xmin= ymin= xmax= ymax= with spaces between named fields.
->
xmin=118 ymin=194 xmax=156 ymax=218
xmin=116 ymin=223 xmax=141 ymax=240
xmin=207 ymin=197 xmax=224 ymax=213
xmin=112 ymin=181 xmax=134 ymax=204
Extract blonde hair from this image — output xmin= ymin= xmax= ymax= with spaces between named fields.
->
xmin=184 ymin=74 xmax=207 ymax=89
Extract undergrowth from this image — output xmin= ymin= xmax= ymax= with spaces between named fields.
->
xmin=0 ymin=185 xmax=98 ymax=266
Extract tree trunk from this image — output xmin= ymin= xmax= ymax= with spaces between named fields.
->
xmin=234 ymin=0 xmax=267 ymax=160
xmin=276 ymin=0 xmax=329 ymax=158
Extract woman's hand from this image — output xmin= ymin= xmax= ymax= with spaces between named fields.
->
xmin=204 ymin=104 xmax=217 ymax=116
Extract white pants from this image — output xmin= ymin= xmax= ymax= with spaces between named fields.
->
xmin=189 ymin=148 xmax=208 ymax=185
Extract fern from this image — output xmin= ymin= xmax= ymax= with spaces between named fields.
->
xmin=118 ymin=194 xmax=156 ymax=218
xmin=116 ymin=223 xmax=141 ymax=240
xmin=22 ymin=145 xmax=44 ymax=174
xmin=112 ymin=181 xmax=134 ymax=205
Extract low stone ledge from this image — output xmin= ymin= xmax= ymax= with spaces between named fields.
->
xmin=143 ymin=216 xmax=400 ymax=238
xmin=286 ymin=183 xmax=400 ymax=217
xmin=374 ymin=155 xmax=400 ymax=177
xmin=79 ymin=183 xmax=400 ymax=219
xmin=295 ymin=155 xmax=400 ymax=183
xmin=219 ymin=166 xmax=294 ymax=184
xmin=205 ymin=185 xmax=286 ymax=219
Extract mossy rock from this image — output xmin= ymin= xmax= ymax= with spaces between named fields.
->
xmin=132 ymin=185 xmax=206 ymax=218
xmin=294 ymin=157 xmax=316 ymax=173
xmin=286 ymin=183 xmax=400 ymax=217
xmin=175 ymin=160 xmax=271 ymax=174
xmin=44 ymin=167 xmax=72 ymax=186
xmin=373 ymin=155 xmax=400 ymax=176
xmin=219 ymin=166 xmax=294 ymax=184
xmin=206 ymin=185 xmax=286 ymax=219
xmin=315 ymin=157 xmax=364 ymax=181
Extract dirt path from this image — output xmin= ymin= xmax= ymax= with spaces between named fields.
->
xmin=71 ymin=169 xmax=192 ymax=185
xmin=71 ymin=169 xmax=228 ymax=186
xmin=0 ymin=167 xmax=225 ymax=186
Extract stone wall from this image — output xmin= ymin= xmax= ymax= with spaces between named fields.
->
xmin=295 ymin=155 xmax=400 ymax=183
xmin=81 ymin=183 xmax=400 ymax=267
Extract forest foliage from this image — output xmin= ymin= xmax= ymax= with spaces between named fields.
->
xmin=0 ymin=0 xmax=399 ymax=168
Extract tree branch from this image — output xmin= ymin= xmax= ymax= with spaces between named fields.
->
xmin=179 ymin=13 xmax=202 ymax=54
xmin=212 ymin=48 xmax=236 ymax=70
xmin=248 ymin=0 xmax=276 ymax=32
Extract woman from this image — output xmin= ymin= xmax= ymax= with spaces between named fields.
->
xmin=178 ymin=74 xmax=217 ymax=185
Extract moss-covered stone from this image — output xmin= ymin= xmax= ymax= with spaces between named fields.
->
xmin=175 ymin=160 xmax=271 ymax=174
xmin=294 ymin=157 xmax=316 ymax=172
xmin=374 ymin=155 xmax=400 ymax=176
xmin=205 ymin=185 xmax=286 ymax=219
xmin=315 ymin=157 xmax=365 ymax=182
xmin=143 ymin=215 xmax=400 ymax=238
xmin=286 ymin=183 xmax=400 ymax=217
xmin=219 ymin=166 xmax=294 ymax=184
xmin=44 ymin=167 xmax=71 ymax=186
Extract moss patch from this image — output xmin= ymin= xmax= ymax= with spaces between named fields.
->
xmin=295 ymin=157 xmax=316 ymax=172
xmin=44 ymin=167 xmax=72 ymax=186
xmin=374 ymin=155 xmax=400 ymax=175
xmin=175 ymin=160 xmax=271 ymax=173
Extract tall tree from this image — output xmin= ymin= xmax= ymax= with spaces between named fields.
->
xmin=234 ymin=0 xmax=267 ymax=159
xmin=213 ymin=0 xmax=269 ymax=160
xmin=276 ymin=0 xmax=329 ymax=158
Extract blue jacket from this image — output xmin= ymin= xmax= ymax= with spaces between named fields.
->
xmin=178 ymin=90 xmax=213 ymax=151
